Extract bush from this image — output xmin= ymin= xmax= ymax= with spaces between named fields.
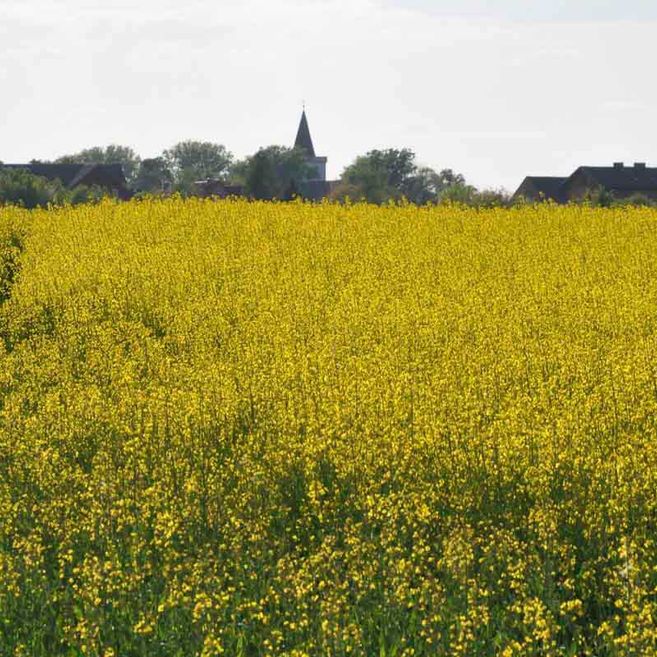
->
xmin=0 ymin=167 xmax=67 ymax=209
xmin=621 ymin=193 xmax=654 ymax=207
xmin=68 ymin=184 xmax=110 ymax=205
xmin=0 ymin=211 xmax=28 ymax=307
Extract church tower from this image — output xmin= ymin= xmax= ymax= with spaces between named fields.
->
xmin=294 ymin=110 xmax=327 ymax=182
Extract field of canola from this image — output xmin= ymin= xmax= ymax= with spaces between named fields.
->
xmin=1 ymin=198 xmax=657 ymax=657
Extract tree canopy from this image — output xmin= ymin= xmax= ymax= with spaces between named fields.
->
xmin=163 ymin=141 xmax=233 ymax=194
xmin=235 ymin=146 xmax=311 ymax=200
xmin=9 ymin=140 xmax=508 ymax=206
xmin=337 ymin=149 xmax=468 ymax=204
xmin=133 ymin=157 xmax=173 ymax=195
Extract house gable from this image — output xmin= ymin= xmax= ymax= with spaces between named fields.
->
xmin=513 ymin=176 xmax=567 ymax=203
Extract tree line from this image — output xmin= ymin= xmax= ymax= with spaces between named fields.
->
xmin=0 ymin=140 xmax=510 ymax=207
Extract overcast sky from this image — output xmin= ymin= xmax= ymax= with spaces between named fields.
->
xmin=1 ymin=0 xmax=656 ymax=190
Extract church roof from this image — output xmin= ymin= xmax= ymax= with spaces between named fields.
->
xmin=294 ymin=110 xmax=316 ymax=157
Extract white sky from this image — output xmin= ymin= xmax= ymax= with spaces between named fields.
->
xmin=1 ymin=0 xmax=656 ymax=191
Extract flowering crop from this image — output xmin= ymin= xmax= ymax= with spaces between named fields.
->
xmin=1 ymin=198 xmax=657 ymax=656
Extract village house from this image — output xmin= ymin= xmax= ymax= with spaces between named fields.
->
xmin=1 ymin=163 xmax=131 ymax=199
xmin=512 ymin=176 xmax=568 ymax=203
xmin=513 ymin=162 xmax=657 ymax=204
xmin=192 ymin=180 xmax=244 ymax=198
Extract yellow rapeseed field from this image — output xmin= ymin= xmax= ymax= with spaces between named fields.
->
xmin=1 ymin=198 xmax=657 ymax=656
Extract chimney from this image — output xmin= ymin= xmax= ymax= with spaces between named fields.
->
xmin=634 ymin=162 xmax=647 ymax=170
xmin=613 ymin=162 xmax=624 ymax=170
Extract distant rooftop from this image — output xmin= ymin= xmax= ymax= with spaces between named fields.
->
xmin=574 ymin=163 xmax=657 ymax=193
xmin=514 ymin=162 xmax=657 ymax=203
xmin=1 ymin=163 xmax=130 ymax=199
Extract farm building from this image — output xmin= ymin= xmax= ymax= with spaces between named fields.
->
xmin=513 ymin=176 xmax=568 ymax=203
xmin=513 ymin=163 xmax=657 ymax=203
xmin=1 ymin=163 xmax=131 ymax=199
xmin=563 ymin=164 xmax=657 ymax=202
xmin=193 ymin=180 xmax=244 ymax=198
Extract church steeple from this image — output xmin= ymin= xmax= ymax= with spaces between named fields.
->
xmin=294 ymin=110 xmax=316 ymax=158
xmin=292 ymin=108 xmax=327 ymax=183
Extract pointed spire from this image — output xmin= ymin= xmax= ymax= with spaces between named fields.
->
xmin=294 ymin=109 xmax=316 ymax=158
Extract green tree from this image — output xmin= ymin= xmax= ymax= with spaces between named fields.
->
xmin=133 ymin=157 xmax=173 ymax=195
xmin=239 ymin=146 xmax=311 ymax=200
xmin=622 ymin=193 xmax=654 ymax=207
xmin=438 ymin=182 xmax=478 ymax=204
xmin=339 ymin=149 xmax=468 ymax=204
xmin=435 ymin=168 xmax=466 ymax=187
xmin=471 ymin=188 xmax=510 ymax=208
xmin=163 ymin=141 xmax=233 ymax=194
xmin=340 ymin=148 xmax=415 ymax=204
xmin=329 ymin=181 xmax=363 ymax=203
xmin=582 ymin=186 xmax=615 ymax=208
xmin=403 ymin=167 xmax=445 ymax=204
xmin=68 ymin=184 xmax=109 ymax=205
xmin=56 ymin=145 xmax=141 ymax=186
